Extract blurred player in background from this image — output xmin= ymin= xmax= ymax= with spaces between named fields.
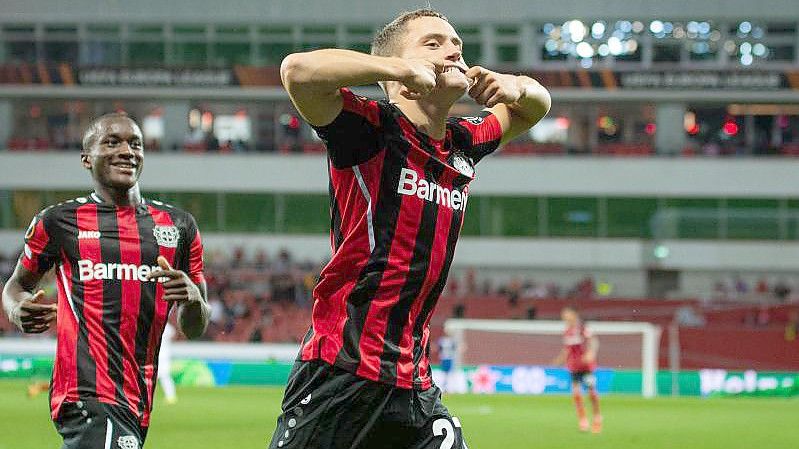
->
xmin=274 ymin=7 xmax=550 ymax=449
xmin=553 ymin=306 xmax=602 ymax=433
xmin=436 ymin=334 xmax=457 ymax=393
xmin=157 ymin=322 xmax=178 ymax=404
xmin=2 ymin=112 xmax=209 ymax=448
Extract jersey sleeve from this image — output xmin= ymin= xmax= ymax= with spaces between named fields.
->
xmin=184 ymin=214 xmax=205 ymax=286
xmin=20 ymin=208 xmax=60 ymax=274
xmin=447 ymin=111 xmax=503 ymax=164
xmin=311 ymin=88 xmax=383 ymax=169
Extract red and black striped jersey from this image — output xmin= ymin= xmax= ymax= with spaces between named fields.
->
xmin=564 ymin=323 xmax=596 ymax=373
xmin=21 ymin=193 xmax=204 ymax=426
xmin=301 ymin=88 xmax=502 ymax=389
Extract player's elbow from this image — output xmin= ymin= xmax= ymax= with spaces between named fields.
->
xmin=280 ymin=52 xmax=318 ymax=89
xmin=523 ymin=83 xmax=552 ymax=124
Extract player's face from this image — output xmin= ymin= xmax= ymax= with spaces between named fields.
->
xmin=561 ymin=309 xmax=578 ymax=325
xmin=399 ymin=17 xmax=471 ymax=94
xmin=83 ymin=118 xmax=144 ymax=191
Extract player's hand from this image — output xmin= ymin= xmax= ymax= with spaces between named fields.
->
xmin=399 ymin=58 xmax=444 ymax=100
xmin=11 ymin=290 xmax=57 ymax=334
xmin=582 ymin=353 xmax=595 ymax=364
xmin=147 ymin=256 xmax=202 ymax=304
xmin=465 ymin=66 xmax=524 ymax=108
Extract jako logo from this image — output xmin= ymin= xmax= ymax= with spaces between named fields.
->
xmin=78 ymin=230 xmax=101 ymax=239
xmin=397 ymin=168 xmax=468 ymax=211
xmin=78 ymin=260 xmax=165 ymax=282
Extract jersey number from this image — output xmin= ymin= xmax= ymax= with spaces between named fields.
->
xmin=433 ymin=418 xmax=456 ymax=449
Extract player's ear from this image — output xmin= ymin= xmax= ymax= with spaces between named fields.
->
xmin=81 ymin=152 xmax=92 ymax=170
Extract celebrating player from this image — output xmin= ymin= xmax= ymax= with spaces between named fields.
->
xmin=2 ymin=112 xmax=210 ymax=449
xmin=271 ymin=8 xmax=550 ymax=448
xmin=553 ymin=306 xmax=602 ymax=433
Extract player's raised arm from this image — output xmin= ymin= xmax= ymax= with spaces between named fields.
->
xmin=2 ymin=264 xmax=57 ymax=334
xmin=465 ymin=66 xmax=551 ymax=145
xmin=280 ymin=49 xmax=442 ymax=126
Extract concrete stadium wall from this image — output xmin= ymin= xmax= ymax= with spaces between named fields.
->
xmin=3 ymin=153 xmax=799 ymax=197
xmin=3 ymin=0 xmax=798 ymax=23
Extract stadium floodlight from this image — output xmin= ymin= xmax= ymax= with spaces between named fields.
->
xmin=444 ymin=319 xmax=662 ymax=398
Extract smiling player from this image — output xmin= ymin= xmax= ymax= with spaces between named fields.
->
xmin=2 ymin=112 xmax=210 ymax=449
xmin=270 ymin=8 xmax=550 ymax=449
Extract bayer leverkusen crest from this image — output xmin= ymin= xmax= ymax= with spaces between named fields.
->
xmin=153 ymin=226 xmax=180 ymax=248
xmin=451 ymin=154 xmax=475 ymax=178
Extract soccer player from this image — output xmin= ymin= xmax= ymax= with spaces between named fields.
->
xmin=2 ymin=112 xmax=210 ymax=449
xmin=272 ymin=8 xmax=550 ymax=448
xmin=553 ymin=306 xmax=602 ymax=433
xmin=157 ymin=322 xmax=178 ymax=404
xmin=436 ymin=334 xmax=457 ymax=394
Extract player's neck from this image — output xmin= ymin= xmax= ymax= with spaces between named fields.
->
xmin=393 ymin=97 xmax=453 ymax=140
xmin=93 ymin=184 xmax=143 ymax=207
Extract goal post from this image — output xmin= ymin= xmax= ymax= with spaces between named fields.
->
xmin=444 ymin=319 xmax=662 ymax=398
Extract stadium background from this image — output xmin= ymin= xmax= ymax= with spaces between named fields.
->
xmin=0 ymin=0 xmax=798 ymax=448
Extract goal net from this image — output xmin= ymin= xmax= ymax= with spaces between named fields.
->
xmin=444 ymin=319 xmax=662 ymax=398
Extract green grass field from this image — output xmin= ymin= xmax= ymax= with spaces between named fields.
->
xmin=0 ymin=380 xmax=796 ymax=449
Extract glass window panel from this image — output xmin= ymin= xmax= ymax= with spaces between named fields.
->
xmin=492 ymin=196 xmax=539 ymax=236
xmin=497 ymin=44 xmax=519 ymax=63
xmin=301 ymin=41 xmax=336 ymax=52
xmin=462 ymin=43 xmax=481 ymax=65
xmin=3 ymin=25 xmax=35 ymax=34
xmin=653 ymin=43 xmax=681 ymax=62
xmin=663 ymin=198 xmax=720 ymax=239
xmin=11 ymin=191 xmax=48 ymax=228
xmin=542 ymin=47 xmax=568 ymax=61
xmin=171 ymin=42 xmax=207 ymax=66
xmin=496 ymin=26 xmax=519 ymax=36
xmin=225 ymin=193 xmax=276 ymax=232
xmin=83 ymin=41 xmax=122 ymax=65
xmin=346 ymin=26 xmax=374 ymax=36
xmin=259 ymin=43 xmax=294 ymax=64
xmin=460 ymin=196 xmax=484 ymax=236
xmin=45 ymin=25 xmax=77 ymax=34
xmin=216 ymin=25 xmax=249 ymax=36
xmin=767 ymin=45 xmax=795 ymax=61
xmin=606 ymin=197 xmax=659 ymax=238
xmin=131 ymin=25 xmax=163 ymax=34
xmin=302 ymin=25 xmax=335 ymax=34
xmin=259 ymin=25 xmax=292 ymax=36
xmin=87 ymin=25 xmax=120 ymax=34
xmin=174 ymin=25 xmax=205 ymax=35
xmin=347 ymin=43 xmax=372 ymax=54
xmin=6 ymin=41 xmax=37 ymax=62
xmin=129 ymin=42 xmax=165 ymax=65
xmin=149 ymin=192 xmax=219 ymax=231
xmin=281 ymin=194 xmax=329 ymax=233
xmin=725 ymin=199 xmax=780 ymax=239
xmin=213 ymin=42 xmax=251 ymax=66
xmin=44 ymin=41 xmax=79 ymax=63
xmin=548 ymin=197 xmax=598 ymax=237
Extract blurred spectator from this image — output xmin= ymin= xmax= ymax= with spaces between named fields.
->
xmin=734 ymin=275 xmax=749 ymax=296
xmin=774 ymin=279 xmax=791 ymax=302
xmin=675 ymin=305 xmax=706 ymax=328
xmin=785 ymin=309 xmax=799 ymax=342
xmin=755 ymin=277 xmax=769 ymax=295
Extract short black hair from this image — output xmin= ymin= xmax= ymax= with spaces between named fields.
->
xmin=371 ymin=8 xmax=448 ymax=57
xmin=81 ymin=112 xmax=139 ymax=153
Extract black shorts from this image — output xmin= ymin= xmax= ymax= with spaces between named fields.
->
xmin=54 ymin=400 xmax=148 ymax=449
xmin=267 ymin=360 xmax=468 ymax=449
xmin=570 ymin=371 xmax=597 ymax=388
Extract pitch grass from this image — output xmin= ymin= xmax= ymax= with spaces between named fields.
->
xmin=0 ymin=380 xmax=797 ymax=449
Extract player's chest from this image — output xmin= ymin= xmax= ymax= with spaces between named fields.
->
xmin=386 ymin=139 xmax=475 ymax=211
xmin=59 ymin=213 xmax=180 ymax=267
